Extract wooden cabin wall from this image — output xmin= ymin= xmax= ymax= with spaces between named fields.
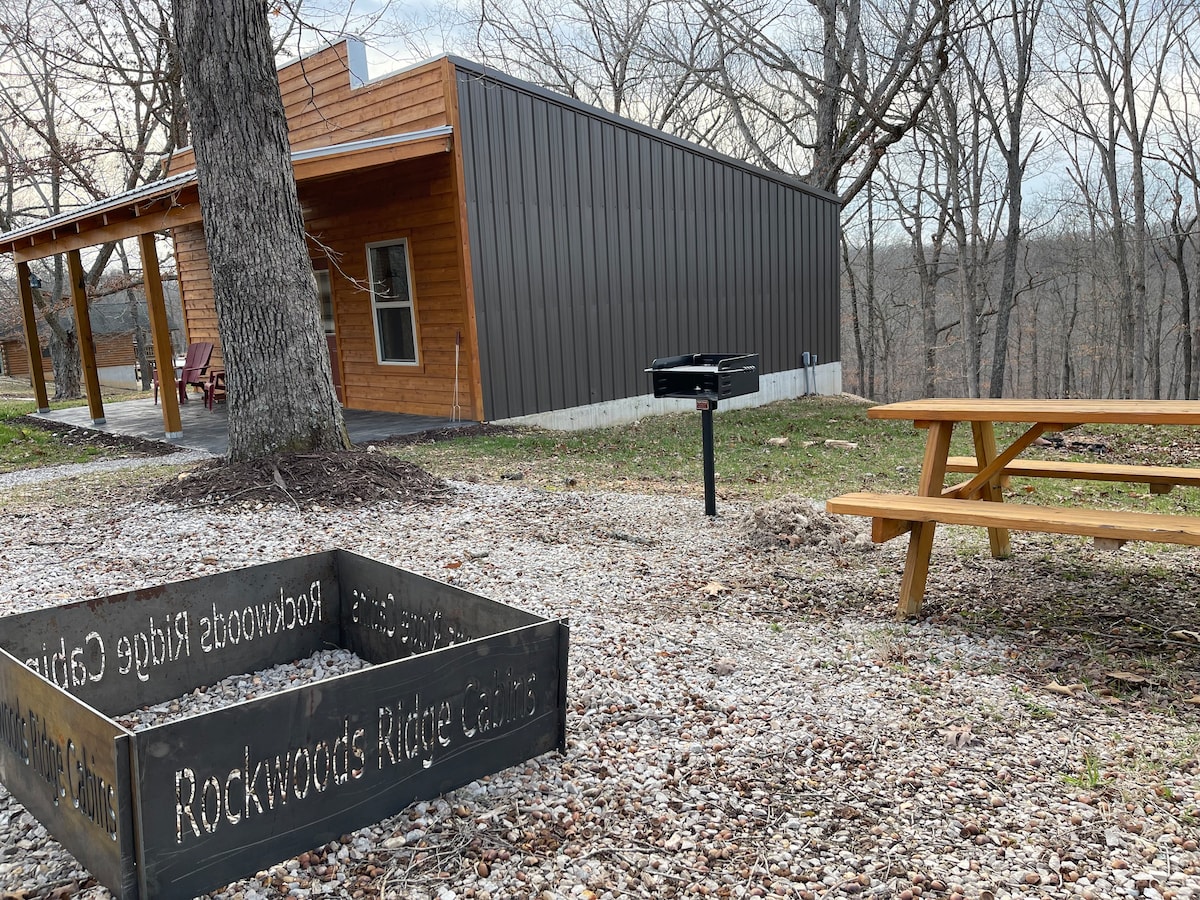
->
xmin=93 ymin=332 xmax=136 ymax=367
xmin=1 ymin=335 xmax=130 ymax=377
xmin=167 ymin=48 xmax=452 ymax=176
xmin=0 ymin=341 xmax=50 ymax=378
xmin=171 ymin=222 xmax=223 ymax=368
xmin=170 ymin=153 xmax=473 ymax=419
xmin=301 ymin=153 xmax=476 ymax=419
xmin=279 ymin=51 xmax=450 ymax=150
xmin=164 ymin=43 xmax=473 ymax=419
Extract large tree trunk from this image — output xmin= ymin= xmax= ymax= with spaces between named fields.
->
xmin=48 ymin=329 xmax=82 ymax=400
xmin=171 ymin=0 xmax=348 ymax=461
xmin=28 ymin=262 xmax=84 ymax=399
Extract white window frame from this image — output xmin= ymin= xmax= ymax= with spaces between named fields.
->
xmin=366 ymin=238 xmax=419 ymax=366
xmin=314 ymin=267 xmax=335 ymax=335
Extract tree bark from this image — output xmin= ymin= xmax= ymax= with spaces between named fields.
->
xmin=171 ymin=0 xmax=347 ymax=461
xmin=27 ymin=259 xmax=84 ymax=399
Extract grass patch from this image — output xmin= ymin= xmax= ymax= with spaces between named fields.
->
xmin=396 ymin=396 xmax=932 ymax=501
xmin=1063 ymin=749 xmax=1110 ymax=790
xmin=0 ymin=399 xmax=112 ymax=472
xmin=396 ymin=395 xmax=1200 ymax=514
xmin=0 ymin=390 xmax=153 ymax=474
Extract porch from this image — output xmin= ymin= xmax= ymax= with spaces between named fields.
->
xmin=33 ymin=395 xmax=468 ymax=457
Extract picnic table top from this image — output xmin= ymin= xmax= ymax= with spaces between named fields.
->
xmin=867 ymin=398 xmax=1200 ymax=426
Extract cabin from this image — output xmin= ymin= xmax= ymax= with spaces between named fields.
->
xmin=0 ymin=40 xmax=841 ymax=437
xmin=0 ymin=332 xmax=138 ymax=387
xmin=0 ymin=286 xmax=182 ymax=390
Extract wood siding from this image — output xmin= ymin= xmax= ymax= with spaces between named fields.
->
xmin=172 ymin=152 xmax=474 ymax=419
xmin=93 ymin=332 xmax=136 ymax=367
xmin=302 ymin=154 xmax=475 ymax=419
xmin=0 ymin=340 xmax=49 ymax=377
xmin=172 ymin=222 xmax=224 ymax=368
xmin=1 ymin=332 xmax=133 ymax=377
xmin=167 ymin=44 xmax=471 ymax=418
xmin=167 ymin=46 xmax=451 ymax=176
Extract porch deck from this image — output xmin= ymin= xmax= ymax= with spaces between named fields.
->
xmin=33 ymin=395 xmax=470 ymax=457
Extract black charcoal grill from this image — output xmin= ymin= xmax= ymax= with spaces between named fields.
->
xmin=647 ymin=353 xmax=760 ymax=515
xmin=648 ymin=353 xmax=760 ymax=405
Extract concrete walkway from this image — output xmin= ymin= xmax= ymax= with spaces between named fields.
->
xmin=32 ymin=393 xmax=471 ymax=456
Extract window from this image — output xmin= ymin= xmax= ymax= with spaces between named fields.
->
xmin=314 ymin=269 xmax=335 ymax=335
xmin=367 ymin=239 xmax=418 ymax=365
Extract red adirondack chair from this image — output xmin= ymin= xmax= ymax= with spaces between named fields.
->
xmin=153 ymin=341 xmax=214 ymax=404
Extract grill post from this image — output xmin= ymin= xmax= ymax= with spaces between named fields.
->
xmin=700 ymin=401 xmax=716 ymax=515
xmin=646 ymin=353 xmax=759 ymax=518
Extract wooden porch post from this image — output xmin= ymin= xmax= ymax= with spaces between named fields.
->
xmin=67 ymin=249 xmax=106 ymax=424
xmin=14 ymin=261 xmax=50 ymax=412
xmin=138 ymin=232 xmax=182 ymax=438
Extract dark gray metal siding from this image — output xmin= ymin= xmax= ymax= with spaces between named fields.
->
xmin=454 ymin=64 xmax=841 ymax=422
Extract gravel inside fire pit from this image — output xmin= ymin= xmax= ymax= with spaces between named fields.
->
xmin=113 ymin=649 xmax=372 ymax=731
xmin=0 ymin=473 xmax=1198 ymax=900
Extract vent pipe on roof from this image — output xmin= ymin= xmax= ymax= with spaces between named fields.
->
xmin=346 ymin=38 xmax=368 ymax=88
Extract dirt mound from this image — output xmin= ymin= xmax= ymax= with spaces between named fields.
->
xmin=744 ymin=495 xmax=873 ymax=552
xmin=152 ymin=449 xmax=452 ymax=508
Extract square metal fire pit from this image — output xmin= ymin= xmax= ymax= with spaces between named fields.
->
xmin=0 ymin=551 xmax=569 ymax=899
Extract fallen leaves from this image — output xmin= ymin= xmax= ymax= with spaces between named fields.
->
xmin=1044 ymin=681 xmax=1088 ymax=697
xmin=942 ymin=723 xmax=976 ymax=748
xmin=713 ymin=656 xmax=737 ymax=675
xmin=823 ymin=439 xmax=859 ymax=450
xmin=1105 ymin=671 xmax=1150 ymax=686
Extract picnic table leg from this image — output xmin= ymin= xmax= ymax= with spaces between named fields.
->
xmin=897 ymin=421 xmax=953 ymax=618
xmin=972 ymin=421 xmax=1012 ymax=559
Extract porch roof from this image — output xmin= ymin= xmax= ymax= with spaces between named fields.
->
xmin=0 ymin=125 xmax=454 ymax=262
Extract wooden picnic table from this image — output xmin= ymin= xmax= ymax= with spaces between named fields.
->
xmin=826 ymin=399 xmax=1200 ymax=618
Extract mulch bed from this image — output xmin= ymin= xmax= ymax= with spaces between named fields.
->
xmin=371 ymin=422 xmax=514 ymax=446
xmin=152 ymin=450 xmax=452 ymax=508
xmin=10 ymin=415 xmax=179 ymax=457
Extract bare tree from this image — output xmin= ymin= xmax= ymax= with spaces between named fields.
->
xmin=880 ymin=144 xmax=954 ymax=397
xmin=467 ymin=0 xmax=718 ymax=132
xmin=686 ymin=0 xmax=957 ymax=202
xmin=463 ymin=0 xmax=959 ymax=202
xmin=1153 ymin=17 xmax=1200 ymax=399
xmin=170 ymin=0 xmax=347 ymax=460
xmin=966 ymin=0 xmax=1043 ymax=398
xmin=925 ymin=12 xmax=1007 ymax=398
xmin=0 ymin=0 xmax=186 ymax=396
xmin=1041 ymin=0 xmax=1183 ymax=398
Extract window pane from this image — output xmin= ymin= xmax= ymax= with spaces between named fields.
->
xmin=376 ymin=306 xmax=415 ymax=362
xmin=314 ymin=270 xmax=334 ymax=334
xmin=370 ymin=244 xmax=410 ymax=303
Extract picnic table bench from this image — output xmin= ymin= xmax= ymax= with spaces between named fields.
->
xmin=826 ymin=399 xmax=1200 ymax=618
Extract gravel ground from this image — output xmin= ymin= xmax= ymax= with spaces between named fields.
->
xmin=0 ymin=449 xmax=212 ymax=490
xmin=0 ymin=471 xmax=1198 ymax=900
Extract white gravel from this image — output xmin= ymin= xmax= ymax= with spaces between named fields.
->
xmin=0 ymin=448 xmax=212 ymax=490
xmin=0 ymin=471 xmax=1197 ymax=900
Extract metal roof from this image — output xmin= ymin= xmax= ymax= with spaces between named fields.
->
xmin=0 ymin=170 xmax=198 ymax=246
xmin=0 ymin=126 xmax=454 ymax=249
